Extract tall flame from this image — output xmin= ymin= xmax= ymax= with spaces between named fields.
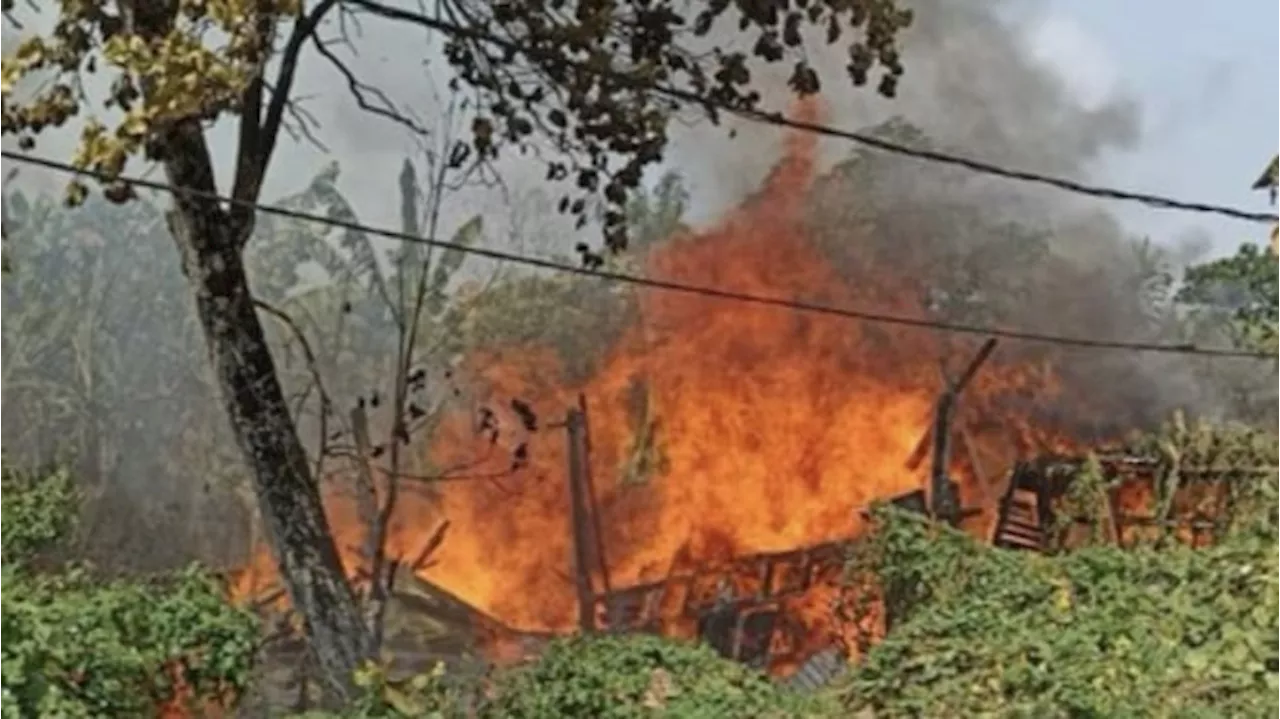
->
xmin=234 ymin=99 xmax=1078 ymax=668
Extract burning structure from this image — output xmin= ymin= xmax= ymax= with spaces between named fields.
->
xmin=233 ymin=101 xmax=1270 ymax=695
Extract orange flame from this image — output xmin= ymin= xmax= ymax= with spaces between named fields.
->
xmin=233 ymin=98 xmax=1082 ymax=671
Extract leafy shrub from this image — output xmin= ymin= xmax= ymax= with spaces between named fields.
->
xmin=298 ymin=634 xmax=829 ymax=719
xmin=0 ymin=463 xmax=77 ymax=564
xmin=285 ymin=662 xmax=464 ymax=719
xmin=840 ymin=496 xmax=1279 ymax=717
xmin=0 ymin=464 xmax=259 ymax=718
xmin=480 ymin=634 xmax=829 ymax=719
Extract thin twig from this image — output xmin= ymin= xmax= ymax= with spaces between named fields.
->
xmin=309 ymin=28 xmax=430 ymax=137
xmin=253 ymin=298 xmax=337 ymax=481
xmin=262 ymin=80 xmax=332 ymax=153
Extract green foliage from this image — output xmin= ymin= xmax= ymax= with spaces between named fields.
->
xmin=2 ymin=567 xmax=260 ymax=718
xmin=1119 ymin=414 xmax=1278 ymax=532
xmin=0 ymin=464 xmax=77 ymax=563
xmin=2 ymin=0 xmax=298 ymax=204
xmin=1178 ymin=241 xmax=1279 ymax=353
xmin=1044 ymin=453 xmax=1116 ymax=548
xmin=257 ymin=158 xmax=481 ymax=360
xmin=1127 ymin=236 xmax=1181 ymax=329
xmin=1169 ymin=248 xmax=1277 ymax=425
xmin=626 ymin=171 xmax=693 ymax=252
xmin=1121 ymin=411 xmax=1280 ymax=468
xmin=0 ymin=465 xmax=260 ymax=718
xmin=460 ymin=271 xmax=631 ymax=378
xmin=1 ymin=155 xmax=482 ymax=561
xmin=483 ymin=634 xmax=828 ymax=719
xmin=252 ymin=158 xmax=487 ymax=489
xmin=1039 ymin=416 xmax=1279 ymax=550
xmin=1 ymin=189 xmax=206 ymax=477
xmin=286 ymin=662 xmax=464 ymax=719
xmin=297 ymin=634 xmax=829 ymax=718
xmin=840 ymin=442 xmax=1279 ymax=717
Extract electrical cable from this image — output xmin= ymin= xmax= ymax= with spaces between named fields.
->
xmin=4 ymin=150 xmax=1273 ymax=360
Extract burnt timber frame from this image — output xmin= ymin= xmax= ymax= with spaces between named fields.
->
xmin=989 ymin=453 xmax=1270 ymax=553
xmin=559 ymin=336 xmax=1004 ymax=665
xmin=932 ymin=338 xmax=998 ymax=522
xmin=591 ymin=539 xmax=850 ymax=667
xmin=560 ymin=391 xmax=866 ymax=666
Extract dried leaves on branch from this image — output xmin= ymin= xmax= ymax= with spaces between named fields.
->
xmin=355 ymin=0 xmax=910 ymax=251
xmin=2 ymin=0 xmax=911 ymax=251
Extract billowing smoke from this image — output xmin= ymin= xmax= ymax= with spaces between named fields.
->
xmin=661 ymin=0 xmax=1271 ymax=432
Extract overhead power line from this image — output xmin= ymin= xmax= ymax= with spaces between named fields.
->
xmin=6 ymin=150 xmax=1273 ymax=360
xmin=347 ymin=0 xmax=1279 ymax=226
xmin=718 ymin=107 xmax=1279 ymax=224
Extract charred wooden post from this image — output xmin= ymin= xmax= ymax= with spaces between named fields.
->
xmin=577 ymin=394 xmax=613 ymax=598
xmin=929 ymin=389 xmax=960 ymax=523
xmin=564 ymin=396 xmax=614 ymax=634
xmin=927 ymin=338 xmax=998 ymax=523
xmin=564 ymin=406 xmax=598 ymax=633
xmin=951 ymin=338 xmax=999 ymax=395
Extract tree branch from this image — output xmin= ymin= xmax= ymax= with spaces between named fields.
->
xmin=253 ymin=297 xmax=339 ymax=482
xmin=310 ymin=29 xmax=430 ymax=138
xmin=231 ymin=0 xmax=341 ymax=246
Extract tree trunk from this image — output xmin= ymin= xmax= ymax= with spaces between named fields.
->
xmin=160 ymin=121 xmax=371 ymax=698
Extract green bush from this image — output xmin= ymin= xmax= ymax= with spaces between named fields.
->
xmin=0 ymin=465 xmax=259 ymax=717
xmin=0 ymin=464 xmax=77 ymax=564
xmin=480 ymin=634 xmax=829 ymax=719
xmin=839 ymin=498 xmax=1279 ymax=717
xmin=299 ymin=634 xmax=830 ymax=719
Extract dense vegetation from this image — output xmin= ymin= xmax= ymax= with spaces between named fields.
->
xmin=837 ymin=416 xmax=1279 ymax=717
xmin=843 ymin=507 xmax=1277 ymax=716
xmin=1 ymin=465 xmax=259 ymax=718
xmin=291 ymin=635 xmax=830 ymax=719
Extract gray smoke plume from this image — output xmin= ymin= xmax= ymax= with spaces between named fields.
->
xmin=661 ymin=0 xmax=1272 ymax=432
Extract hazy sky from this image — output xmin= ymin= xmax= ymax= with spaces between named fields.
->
xmin=1030 ymin=0 xmax=1277 ymax=251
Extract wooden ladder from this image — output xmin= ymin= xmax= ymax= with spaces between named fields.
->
xmin=992 ymin=463 xmax=1050 ymax=552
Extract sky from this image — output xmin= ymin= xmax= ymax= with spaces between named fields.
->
xmin=1030 ymin=0 xmax=1278 ymax=253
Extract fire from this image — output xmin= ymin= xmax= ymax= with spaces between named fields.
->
xmin=233 ymin=99 xmax=1079 ymax=670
